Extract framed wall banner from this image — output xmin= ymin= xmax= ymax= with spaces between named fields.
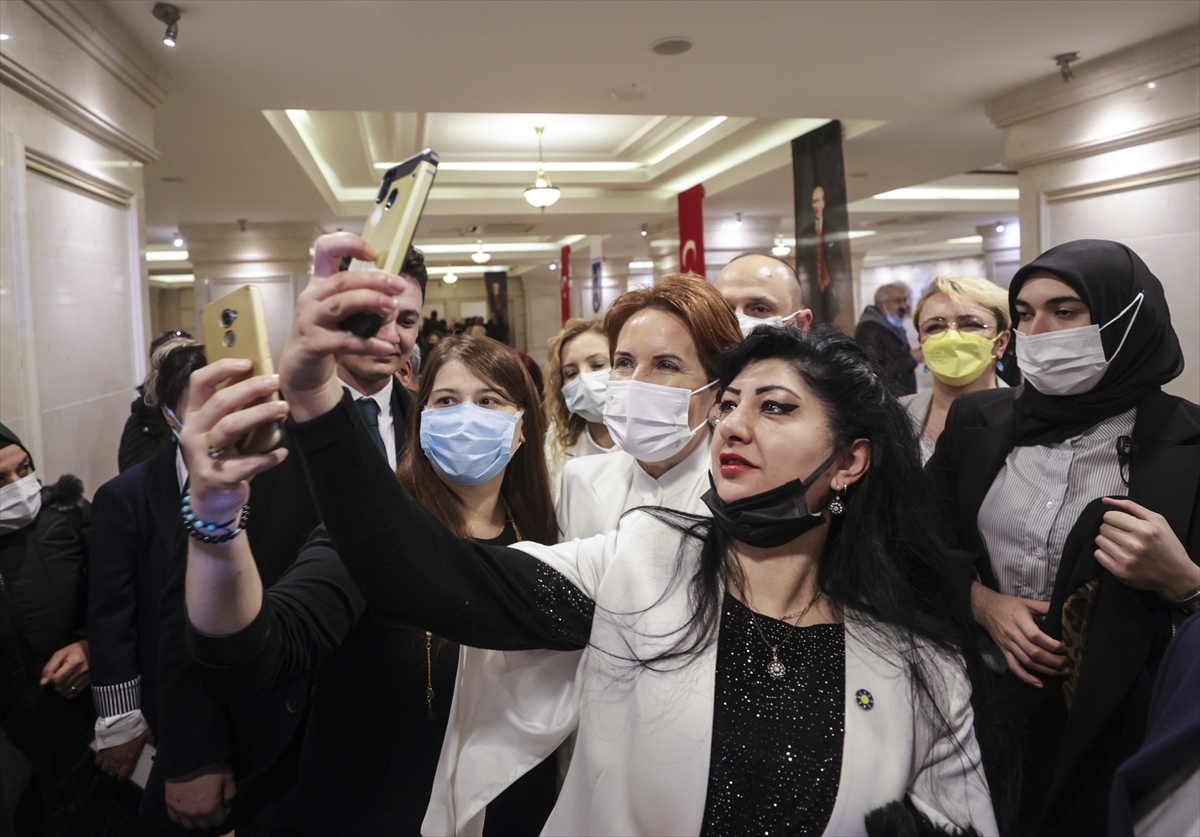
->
xmin=793 ymin=120 xmax=854 ymax=332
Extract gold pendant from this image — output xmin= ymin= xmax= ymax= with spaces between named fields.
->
xmin=767 ymin=650 xmax=787 ymax=679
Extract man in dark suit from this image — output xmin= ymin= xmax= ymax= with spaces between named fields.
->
xmin=854 ymin=283 xmax=920 ymax=396
xmin=796 ymin=185 xmax=847 ymax=325
xmin=89 ymin=340 xmax=321 ymax=835
xmin=335 ymin=247 xmax=427 ymax=469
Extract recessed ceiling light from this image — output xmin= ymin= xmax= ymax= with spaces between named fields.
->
xmin=1147 ymin=82 xmax=1156 ymax=89
xmin=0 ymin=34 xmax=10 ymax=41
xmin=996 ymin=224 xmax=1005 ymax=233
xmin=629 ymin=260 xmax=655 ymax=270
xmin=651 ymin=36 xmax=692 ymax=56
xmin=173 ymin=232 xmax=185 ymax=247
xmin=612 ymin=83 xmax=649 ymax=101
xmin=549 ymin=262 xmax=557 ymax=271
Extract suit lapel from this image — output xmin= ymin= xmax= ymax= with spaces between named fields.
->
xmin=957 ymin=395 xmax=1016 ymax=561
xmin=146 ymin=443 xmax=184 ymax=559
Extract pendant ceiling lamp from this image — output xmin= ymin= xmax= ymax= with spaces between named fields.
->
xmin=524 ymin=127 xmax=561 ymax=210
xmin=471 ymin=240 xmax=492 ymax=264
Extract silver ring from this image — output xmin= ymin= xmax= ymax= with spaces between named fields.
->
xmin=69 ymin=685 xmax=78 ymax=693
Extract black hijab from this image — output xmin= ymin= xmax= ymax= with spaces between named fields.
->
xmin=1009 ymin=239 xmax=1184 ymax=445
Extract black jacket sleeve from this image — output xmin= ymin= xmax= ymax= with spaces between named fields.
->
xmin=86 ymin=482 xmax=143 ymax=703
xmin=287 ymin=392 xmax=593 ymax=652
xmin=187 ymin=529 xmax=366 ymax=699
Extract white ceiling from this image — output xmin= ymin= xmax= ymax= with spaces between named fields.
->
xmin=105 ymin=0 xmax=1200 ymax=269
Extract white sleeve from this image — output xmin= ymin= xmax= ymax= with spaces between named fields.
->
xmin=907 ymin=661 xmax=999 ymax=837
xmin=94 ymin=709 xmax=149 ymax=749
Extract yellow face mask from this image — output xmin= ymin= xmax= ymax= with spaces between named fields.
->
xmin=921 ymin=328 xmax=1002 ymax=387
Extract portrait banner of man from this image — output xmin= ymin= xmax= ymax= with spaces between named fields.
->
xmin=793 ymin=120 xmax=853 ymax=332
xmin=484 ymin=270 xmax=511 ymax=344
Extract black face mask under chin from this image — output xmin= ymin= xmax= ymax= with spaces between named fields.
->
xmin=701 ymin=447 xmax=846 ymax=549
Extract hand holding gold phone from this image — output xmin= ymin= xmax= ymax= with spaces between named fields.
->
xmin=200 ymin=285 xmax=283 ymax=454
xmin=338 ymin=148 xmax=439 ymax=338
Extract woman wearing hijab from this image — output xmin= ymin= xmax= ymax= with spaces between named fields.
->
xmin=926 ymin=239 xmax=1200 ymax=836
xmin=181 ymin=233 xmax=998 ymax=836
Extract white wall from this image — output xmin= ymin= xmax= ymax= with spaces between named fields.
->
xmin=987 ymin=25 xmax=1200 ymax=402
xmin=0 ymin=1 xmax=167 ymax=495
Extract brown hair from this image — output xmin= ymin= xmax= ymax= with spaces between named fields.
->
xmin=603 ymin=273 xmax=741 ymax=379
xmin=398 ymin=334 xmax=556 ymax=545
xmin=544 ymin=318 xmax=607 ymax=460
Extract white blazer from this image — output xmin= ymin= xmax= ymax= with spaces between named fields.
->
xmin=556 ymin=433 xmax=711 ymax=541
xmin=545 ymin=425 xmax=619 ymax=507
xmin=423 ymin=513 xmax=998 ymax=837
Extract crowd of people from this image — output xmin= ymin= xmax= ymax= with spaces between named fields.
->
xmin=0 ymin=235 xmax=1196 ymax=837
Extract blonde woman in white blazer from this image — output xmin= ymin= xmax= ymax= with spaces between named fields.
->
xmin=184 ymin=235 xmax=998 ymax=837
xmin=557 ymin=275 xmax=742 ymax=540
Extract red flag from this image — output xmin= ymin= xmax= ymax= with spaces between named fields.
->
xmin=677 ymin=184 xmax=706 ymax=277
xmin=560 ymin=246 xmax=572 ymax=325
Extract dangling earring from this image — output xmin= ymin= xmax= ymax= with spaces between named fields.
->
xmin=996 ymin=360 xmax=1005 ymax=372
xmin=828 ymin=488 xmax=846 ymax=516
xmin=923 ymin=364 xmax=929 ymax=374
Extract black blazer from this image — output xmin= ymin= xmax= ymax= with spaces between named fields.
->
xmin=391 ymin=376 xmax=414 ymax=455
xmin=89 ymin=439 xmax=321 ymax=828
xmin=926 ymin=386 xmax=1200 ymax=834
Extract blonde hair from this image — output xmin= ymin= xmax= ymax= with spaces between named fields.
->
xmin=913 ymin=276 xmax=1011 ymax=332
xmin=544 ymin=318 xmax=606 ymax=460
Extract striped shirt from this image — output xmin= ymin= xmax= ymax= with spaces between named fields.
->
xmin=978 ymin=408 xmax=1136 ymax=602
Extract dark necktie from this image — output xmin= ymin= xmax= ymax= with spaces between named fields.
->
xmin=356 ymin=397 xmax=387 ymax=460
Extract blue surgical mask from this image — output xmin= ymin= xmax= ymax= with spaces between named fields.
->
xmin=419 ymin=402 xmax=524 ymax=486
xmin=886 ymin=312 xmax=905 ymax=328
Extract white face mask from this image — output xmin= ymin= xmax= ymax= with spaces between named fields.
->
xmin=0 ymin=473 xmax=43 ymax=534
xmin=603 ymin=379 xmax=716 ymax=463
xmin=1015 ymin=292 xmax=1144 ymax=396
xmin=736 ymin=309 xmax=804 ymax=339
xmin=562 ymin=368 xmax=611 ymax=424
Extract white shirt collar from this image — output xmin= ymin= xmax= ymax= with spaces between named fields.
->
xmin=339 ymin=375 xmax=393 ymax=415
xmin=629 ymin=432 xmax=712 ymax=507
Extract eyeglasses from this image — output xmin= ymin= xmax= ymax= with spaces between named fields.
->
xmin=919 ymin=320 xmax=996 ymax=337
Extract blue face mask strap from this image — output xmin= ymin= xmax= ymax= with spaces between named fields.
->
xmin=1099 ymin=291 xmax=1144 ymax=361
xmin=165 ymin=406 xmax=183 ymax=431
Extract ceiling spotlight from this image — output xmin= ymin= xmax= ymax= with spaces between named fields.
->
xmin=996 ymin=224 xmax=1005 ymax=233
xmin=1148 ymin=82 xmax=1156 ymax=89
xmin=771 ymin=238 xmax=791 ymax=257
xmin=1054 ymin=52 xmax=1078 ymax=83
xmin=0 ymin=34 xmax=10 ymax=41
xmin=524 ymin=127 xmax=561 ymax=210
xmin=442 ymin=271 xmax=458 ymax=285
xmin=549 ymin=262 xmax=558 ymax=271
xmin=471 ymin=240 xmax=492 ymax=264
xmin=172 ymin=232 xmax=185 ymax=247
xmin=735 ymin=213 xmax=743 ymax=227
xmin=640 ymin=223 xmax=648 ymax=237
xmin=153 ymin=3 xmax=181 ymax=47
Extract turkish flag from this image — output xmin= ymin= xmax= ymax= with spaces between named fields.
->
xmin=560 ymin=246 xmax=571 ymax=324
xmin=678 ymin=184 xmax=706 ymax=277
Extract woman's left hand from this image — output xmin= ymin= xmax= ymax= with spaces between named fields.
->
xmin=1096 ymin=497 xmax=1199 ymax=602
xmin=178 ymin=358 xmax=291 ymax=524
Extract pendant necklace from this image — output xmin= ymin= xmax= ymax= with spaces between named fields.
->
xmin=734 ymin=579 xmax=823 ymax=679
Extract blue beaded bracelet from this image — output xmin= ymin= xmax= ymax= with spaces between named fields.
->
xmin=181 ymin=491 xmax=250 ymax=544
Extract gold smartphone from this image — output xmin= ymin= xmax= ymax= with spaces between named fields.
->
xmin=340 ymin=148 xmax=440 ymax=338
xmin=200 ymin=285 xmax=283 ymax=454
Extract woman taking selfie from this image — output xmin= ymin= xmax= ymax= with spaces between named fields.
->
xmin=557 ymin=274 xmax=742 ymax=540
xmin=543 ymin=318 xmax=617 ymax=505
xmin=900 ymin=275 xmax=1010 ymax=464
xmin=181 ymin=327 xmax=557 ymax=835
xmin=926 ymin=239 xmax=1200 ymax=836
xmin=182 ymin=233 xmax=997 ymax=836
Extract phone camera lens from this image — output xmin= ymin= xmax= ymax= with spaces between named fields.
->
xmin=384 ymin=188 xmax=399 ymax=210
xmin=223 ymin=331 xmax=236 ymax=348
xmin=220 ymin=309 xmax=238 ymax=328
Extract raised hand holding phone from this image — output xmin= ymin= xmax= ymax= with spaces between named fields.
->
xmin=280 ymin=233 xmax=409 ymax=423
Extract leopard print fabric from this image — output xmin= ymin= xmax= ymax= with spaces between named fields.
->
xmin=1061 ymin=578 xmax=1100 ymax=709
